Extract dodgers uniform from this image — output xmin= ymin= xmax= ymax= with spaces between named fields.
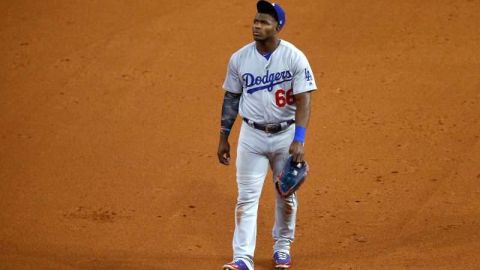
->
xmin=223 ymin=39 xmax=317 ymax=269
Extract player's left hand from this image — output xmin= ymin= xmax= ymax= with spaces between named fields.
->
xmin=289 ymin=141 xmax=305 ymax=162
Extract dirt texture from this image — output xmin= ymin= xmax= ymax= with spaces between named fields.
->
xmin=1 ymin=1 xmax=479 ymax=269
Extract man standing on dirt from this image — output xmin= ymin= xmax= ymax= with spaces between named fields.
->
xmin=217 ymin=1 xmax=316 ymax=270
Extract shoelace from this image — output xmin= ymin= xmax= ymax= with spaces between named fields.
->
xmin=276 ymin=252 xmax=289 ymax=260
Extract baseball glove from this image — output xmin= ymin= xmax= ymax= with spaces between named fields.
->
xmin=275 ymin=156 xmax=309 ymax=197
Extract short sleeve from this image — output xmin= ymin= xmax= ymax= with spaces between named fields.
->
xmin=291 ymin=51 xmax=317 ymax=95
xmin=222 ymin=54 xmax=243 ymax=94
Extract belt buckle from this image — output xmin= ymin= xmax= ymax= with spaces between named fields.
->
xmin=265 ymin=123 xmax=278 ymax=133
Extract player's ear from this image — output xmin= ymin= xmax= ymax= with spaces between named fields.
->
xmin=275 ymin=24 xmax=281 ymax=32
xmin=275 ymin=21 xmax=282 ymax=32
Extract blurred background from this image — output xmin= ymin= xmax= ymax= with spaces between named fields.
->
xmin=1 ymin=1 xmax=479 ymax=269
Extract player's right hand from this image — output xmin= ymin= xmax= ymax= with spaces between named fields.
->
xmin=217 ymin=138 xmax=231 ymax=165
xmin=289 ymin=141 xmax=305 ymax=163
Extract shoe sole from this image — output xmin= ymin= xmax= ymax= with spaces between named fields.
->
xmin=274 ymin=264 xmax=291 ymax=269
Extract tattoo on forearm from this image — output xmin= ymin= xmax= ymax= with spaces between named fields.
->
xmin=220 ymin=92 xmax=241 ymax=135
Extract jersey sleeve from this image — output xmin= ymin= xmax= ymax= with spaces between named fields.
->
xmin=222 ymin=54 xmax=243 ymax=94
xmin=291 ymin=51 xmax=317 ymax=95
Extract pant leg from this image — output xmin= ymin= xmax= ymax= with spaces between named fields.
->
xmin=269 ymin=127 xmax=298 ymax=254
xmin=272 ymin=192 xmax=297 ymax=254
xmin=232 ymin=123 xmax=269 ymax=268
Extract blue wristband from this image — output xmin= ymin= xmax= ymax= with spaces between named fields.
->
xmin=293 ymin=126 xmax=307 ymax=143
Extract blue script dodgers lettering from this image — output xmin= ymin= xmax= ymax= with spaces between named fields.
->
xmin=243 ymin=70 xmax=293 ymax=93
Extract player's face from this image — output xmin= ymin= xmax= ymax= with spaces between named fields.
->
xmin=252 ymin=13 xmax=278 ymax=41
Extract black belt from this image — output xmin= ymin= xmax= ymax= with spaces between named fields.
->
xmin=243 ymin=118 xmax=295 ymax=134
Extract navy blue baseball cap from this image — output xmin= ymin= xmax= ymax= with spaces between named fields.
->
xmin=257 ymin=0 xmax=286 ymax=30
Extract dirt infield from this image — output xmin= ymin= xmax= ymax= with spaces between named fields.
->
xmin=1 ymin=1 xmax=479 ymax=269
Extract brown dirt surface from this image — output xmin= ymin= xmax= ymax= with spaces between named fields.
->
xmin=1 ymin=1 xmax=479 ymax=269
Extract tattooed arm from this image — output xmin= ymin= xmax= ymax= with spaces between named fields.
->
xmin=220 ymin=91 xmax=241 ymax=136
xmin=217 ymin=91 xmax=241 ymax=165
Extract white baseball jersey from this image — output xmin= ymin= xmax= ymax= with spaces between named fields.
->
xmin=223 ymin=40 xmax=317 ymax=124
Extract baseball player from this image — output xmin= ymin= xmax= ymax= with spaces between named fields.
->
xmin=217 ymin=1 xmax=316 ymax=270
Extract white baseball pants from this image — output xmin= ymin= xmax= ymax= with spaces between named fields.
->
xmin=231 ymin=121 xmax=298 ymax=269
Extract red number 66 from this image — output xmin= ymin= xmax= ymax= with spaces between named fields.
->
xmin=275 ymin=89 xmax=295 ymax=107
